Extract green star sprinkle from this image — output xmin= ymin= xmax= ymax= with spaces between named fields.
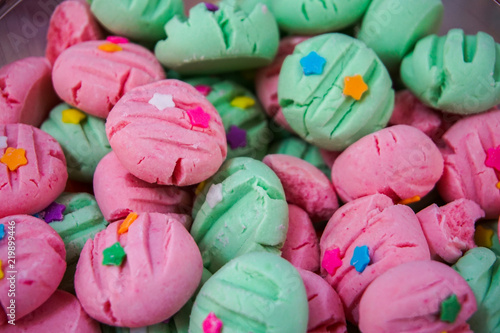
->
xmin=102 ymin=242 xmax=126 ymax=266
xmin=440 ymin=294 xmax=461 ymax=323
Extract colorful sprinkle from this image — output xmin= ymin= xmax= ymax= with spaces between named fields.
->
xmin=300 ymin=51 xmax=326 ymax=76
xmin=106 ymin=36 xmax=129 ymax=44
xmin=195 ymin=85 xmax=212 ymax=96
xmin=118 ymin=212 xmax=138 ymax=235
xmin=187 ymin=107 xmax=210 ymax=128
xmin=1 ymin=147 xmax=27 ymax=171
xmin=206 ymin=184 xmax=223 ymax=208
xmin=202 ymin=312 xmax=223 ymax=333
xmin=98 ymin=43 xmax=123 ymax=53
xmin=149 ymin=93 xmax=175 ymax=110
xmin=497 ymin=181 xmax=500 ymax=190
xmin=102 ymin=242 xmax=126 ymax=266
xmin=0 ymin=260 xmax=3 ymax=280
xmin=440 ymin=294 xmax=461 ymax=323
xmin=226 ymin=126 xmax=247 ymax=149
xmin=42 ymin=202 xmax=66 ymax=223
xmin=205 ymin=2 xmax=219 ymax=11
xmin=350 ymin=245 xmax=370 ymax=273
xmin=398 ymin=196 xmax=421 ymax=205
xmin=343 ymin=74 xmax=369 ymax=100
xmin=0 ymin=225 xmax=4 ymax=241
xmin=0 ymin=136 xmax=7 ymax=150
xmin=62 ymin=108 xmax=87 ymax=124
xmin=485 ymin=145 xmax=500 ymax=172
xmin=230 ymin=96 xmax=255 ymax=109
xmin=195 ymin=181 xmax=207 ymax=195
xmin=322 ymin=248 xmax=342 ymax=276
xmin=475 ymin=225 xmax=494 ymax=248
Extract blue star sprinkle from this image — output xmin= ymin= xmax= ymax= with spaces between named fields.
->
xmin=350 ymin=245 xmax=370 ymax=273
xmin=300 ymin=51 xmax=326 ymax=76
xmin=226 ymin=125 xmax=247 ymax=150
xmin=0 ymin=225 xmax=4 ymax=241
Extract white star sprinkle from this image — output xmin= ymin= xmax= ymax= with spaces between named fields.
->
xmin=0 ymin=136 xmax=7 ymax=150
xmin=206 ymin=183 xmax=223 ymax=208
xmin=148 ymin=93 xmax=175 ymax=110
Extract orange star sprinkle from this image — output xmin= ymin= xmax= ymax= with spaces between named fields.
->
xmin=118 ymin=212 xmax=138 ymax=235
xmin=496 ymin=181 xmax=500 ymax=190
xmin=343 ymin=74 xmax=368 ymax=100
xmin=195 ymin=181 xmax=207 ymax=195
xmin=0 ymin=260 xmax=4 ymax=280
xmin=475 ymin=225 xmax=494 ymax=248
xmin=98 ymin=43 xmax=123 ymax=53
xmin=398 ymin=196 xmax=421 ymax=205
xmin=1 ymin=147 xmax=27 ymax=171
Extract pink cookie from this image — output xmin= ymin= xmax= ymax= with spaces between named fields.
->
xmin=281 ymin=204 xmax=320 ymax=272
xmin=52 ymin=40 xmax=165 ymax=118
xmin=0 ymin=124 xmax=68 ymax=218
xmin=320 ymin=194 xmax=430 ymax=323
xmin=93 ymin=151 xmax=193 ymax=227
xmin=2 ymin=290 xmax=100 ymax=332
xmin=0 ymin=215 xmax=66 ymax=325
xmin=0 ymin=57 xmax=59 ymax=127
xmin=320 ymin=149 xmax=341 ymax=169
xmin=46 ymin=0 xmax=104 ymax=65
xmin=75 ymin=212 xmax=203 ymax=327
xmin=438 ymin=108 xmax=500 ymax=219
xmin=263 ymin=154 xmax=338 ymax=222
xmin=255 ymin=36 xmax=309 ymax=132
xmin=332 ymin=125 xmax=444 ymax=204
xmin=359 ymin=261 xmax=477 ymax=333
xmin=106 ymin=79 xmax=227 ymax=186
xmin=416 ymin=199 xmax=485 ymax=263
xmin=298 ymin=268 xmax=347 ymax=333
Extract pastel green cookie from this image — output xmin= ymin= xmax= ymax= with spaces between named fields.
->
xmin=155 ymin=2 xmax=279 ymax=75
xmin=191 ymin=157 xmax=288 ymax=273
xmin=189 ymin=252 xmax=308 ymax=333
xmin=357 ymin=0 xmax=443 ymax=73
xmin=270 ymin=0 xmax=370 ymax=35
xmin=88 ymin=0 xmax=184 ymax=43
xmin=100 ymin=322 xmax=177 ymax=333
xmin=401 ymin=29 xmax=500 ymax=114
xmin=279 ymin=33 xmax=395 ymax=151
xmin=41 ymin=103 xmax=111 ymax=183
xmin=453 ymin=247 xmax=500 ymax=333
xmin=185 ymin=77 xmax=271 ymax=159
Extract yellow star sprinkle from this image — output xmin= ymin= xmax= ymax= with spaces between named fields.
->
xmin=343 ymin=74 xmax=369 ymax=100
xmin=398 ymin=196 xmax=421 ymax=205
xmin=195 ymin=181 xmax=207 ymax=195
xmin=496 ymin=181 xmax=500 ymax=189
xmin=62 ymin=109 xmax=87 ymax=124
xmin=118 ymin=212 xmax=138 ymax=235
xmin=98 ymin=43 xmax=123 ymax=53
xmin=475 ymin=225 xmax=494 ymax=248
xmin=0 ymin=260 xmax=3 ymax=280
xmin=230 ymin=96 xmax=255 ymax=109
xmin=1 ymin=147 xmax=27 ymax=171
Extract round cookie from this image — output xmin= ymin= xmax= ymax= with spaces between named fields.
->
xmin=279 ymin=33 xmax=394 ymax=151
xmin=401 ymin=29 xmax=500 ymax=114
xmin=88 ymin=0 xmax=184 ymax=44
xmin=52 ymin=40 xmax=165 ymax=119
xmin=41 ymin=103 xmax=111 ymax=183
xmin=357 ymin=0 xmax=444 ymax=73
xmin=106 ymin=79 xmax=227 ymax=186
xmin=155 ymin=2 xmax=279 ymax=75
xmin=0 ymin=123 xmax=68 ymax=218
xmin=189 ymin=252 xmax=309 ymax=333
xmin=191 ymin=157 xmax=288 ymax=273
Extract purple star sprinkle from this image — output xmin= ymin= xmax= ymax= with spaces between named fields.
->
xmin=227 ymin=125 xmax=247 ymax=150
xmin=205 ymin=2 xmax=219 ymax=11
xmin=43 ymin=202 xmax=66 ymax=223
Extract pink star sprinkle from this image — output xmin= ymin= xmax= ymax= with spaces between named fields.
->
xmin=202 ymin=312 xmax=223 ymax=333
xmin=195 ymin=85 xmax=212 ymax=96
xmin=485 ymin=145 xmax=500 ymax=172
xmin=187 ymin=107 xmax=210 ymax=129
xmin=106 ymin=36 xmax=129 ymax=44
xmin=322 ymin=248 xmax=342 ymax=276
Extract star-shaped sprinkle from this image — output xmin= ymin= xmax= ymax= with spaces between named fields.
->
xmin=343 ymin=74 xmax=368 ymax=100
xmin=62 ymin=108 xmax=87 ymax=124
xmin=203 ymin=312 xmax=223 ymax=333
xmin=485 ymin=146 xmax=500 ymax=172
xmin=300 ymin=51 xmax=326 ymax=76
xmin=106 ymin=36 xmax=129 ymax=44
xmin=0 ymin=225 xmax=4 ymax=241
xmin=1 ymin=147 xmax=27 ymax=171
xmin=206 ymin=184 xmax=223 ymax=208
xmin=475 ymin=225 xmax=494 ymax=248
xmin=440 ymin=294 xmax=461 ymax=323
xmin=195 ymin=181 xmax=207 ymax=195
xmin=205 ymin=2 xmax=219 ymax=11
xmin=350 ymin=245 xmax=370 ymax=273
xmin=149 ymin=93 xmax=175 ymax=110
xmin=42 ymin=202 xmax=66 ymax=223
xmin=187 ymin=107 xmax=210 ymax=128
xmin=322 ymin=248 xmax=342 ymax=276
xmin=118 ymin=212 xmax=138 ymax=235
xmin=227 ymin=125 xmax=247 ymax=149
xmin=398 ymin=196 xmax=421 ymax=205
xmin=496 ymin=181 xmax=500 ymax=189
xmin=230 ymin=96 xmax=255 ymax=109
xmin=0 ymin=260 xmax=3 ymax=280
xmin=195 ymin=85 xmax=212 ymax=96
xmin=98 ymin=42 xmax=122 ymax=53
xmin=102 ymin=242 xmax=126 ymax=266
xmin=0 ymin=136 xmax=7 ymax=150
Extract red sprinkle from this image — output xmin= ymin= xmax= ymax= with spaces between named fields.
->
xmin=195 ymin=85 xmax=212 ymax=96
xmin=187 ymin=107 xmax=210 ymax=128
xmin=106 ymin=36 xmax=129 ymax=44
xmin=322 ymin=248 xmax=342 ymax=276
xmin=202 ymin=312 xmax=223 ymax=333
xmin=485 ymin=145 xmax=500 ymax=172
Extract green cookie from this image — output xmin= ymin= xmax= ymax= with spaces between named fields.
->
xmin=100 ymin=322 xmax=176 ymax=333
